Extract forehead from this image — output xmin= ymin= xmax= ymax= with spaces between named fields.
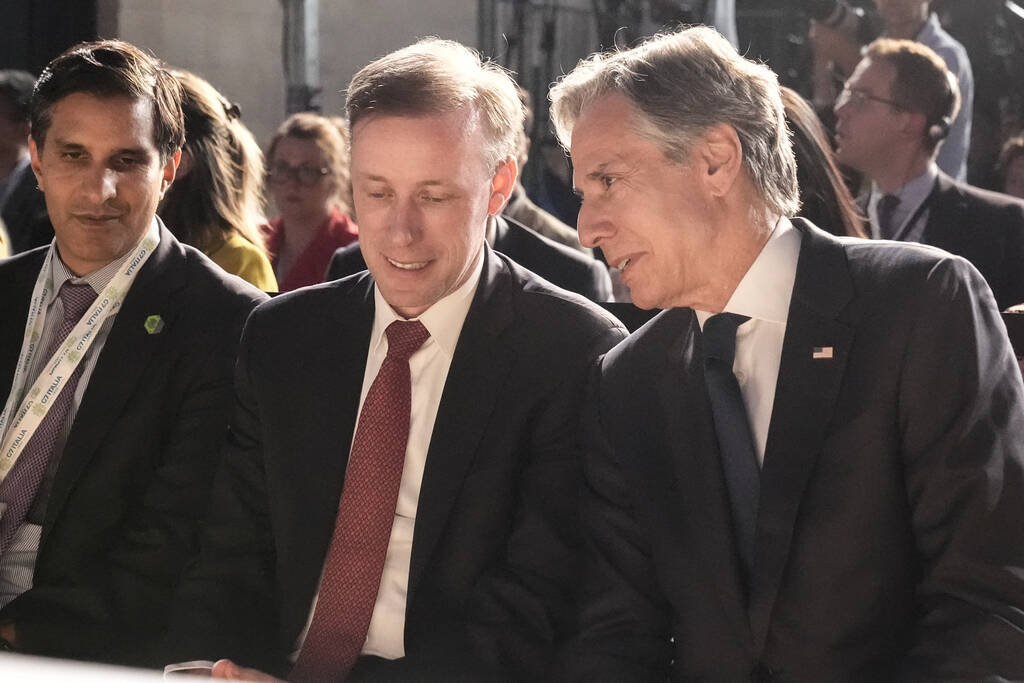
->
xmin=570 ymin=94 xmax=660 ymax=169
xmin=350 ymin=108 xmax=487 ymax=176
xmin=45 ymin=92 xmax=157 ymax=150
xmin=849 ymin=58 xmax=896 ymax=95
xmin=271 ymin=135 xmax=326 ymax=163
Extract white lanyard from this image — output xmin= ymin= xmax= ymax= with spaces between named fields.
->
xmin=0 ymin=221 xmax=160 ymax=481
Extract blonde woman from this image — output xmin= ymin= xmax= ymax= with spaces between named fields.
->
xmin=160 ymin=69 xmax=277 ymax=291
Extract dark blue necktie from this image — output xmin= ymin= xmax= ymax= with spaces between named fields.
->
xmin=877 ymin=194 xmax=901 ymax=240
xmin=702 ymin=312 xmax=759 ymax=589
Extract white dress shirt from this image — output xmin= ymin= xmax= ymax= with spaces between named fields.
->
xmin=293 ymin=246 xmax=485 ymax=662
xmin=695 ymin=218 xmax=801 ymax=465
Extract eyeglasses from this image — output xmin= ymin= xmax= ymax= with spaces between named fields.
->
xmin=267 ymin=163 xmax=331 ymax=187
xmin=835 ymin=86 xmax=906 ymax=111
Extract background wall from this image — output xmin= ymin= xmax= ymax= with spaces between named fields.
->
xmin=113 ymin=0 xmax=477 ymax=150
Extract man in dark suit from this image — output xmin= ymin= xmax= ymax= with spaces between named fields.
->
xmin=550 ymin=25 xmax=1024 ymax=681
xmin=326 ymin=214 xmax=613 ymax=302
xmin=165 ymin=38 xmax=626 ymax=681
xmin=0 ymin=41 xmax=266 ymax=664
xmin=0 ymin=70 xmax=53 ymax=254
xmin=834 ymin=38 xmax=1024 ymax=310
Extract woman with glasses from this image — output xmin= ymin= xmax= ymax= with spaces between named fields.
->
xmin=262 ymin=112 xmax=358 ymax=291
xmin=160 ymin=69 xmax=278 ymax=291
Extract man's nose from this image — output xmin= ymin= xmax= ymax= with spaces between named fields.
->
xmin=385 ymin=197 xmax=422 ymax=246
xmin=80 ymin=165 xmax=117 ymax=204
xmin=576 ymin=201 xmax=612 ymax=249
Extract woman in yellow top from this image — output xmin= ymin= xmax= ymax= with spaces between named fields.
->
xmin=159 ymin=69 xmax=277 ymax=292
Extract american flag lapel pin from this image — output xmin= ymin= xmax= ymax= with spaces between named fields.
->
xmin=812 ymin=346 xmax=834 ymax=359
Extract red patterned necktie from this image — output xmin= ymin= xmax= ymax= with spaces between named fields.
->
xmin=0 ymin=281 xmax=97 ymax=556
xmin=290 ymin=319 xmax=430 ymax=682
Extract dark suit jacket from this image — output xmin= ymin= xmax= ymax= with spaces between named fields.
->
xmin=504 ymin=186 xmax=592 ymax=256
xmin=1 ymin=162 xmax=53 ymax=255
xmin=860 ymin=173 xmax=1024 ymax=311
xmin=0 ymin=226 xmax=266 ymax=665
xmin=562 ymin=220 xmax=1024 ymax=682
xmin=325 ymin=215 xmax=614 ymax=302
xmin=166 ymin=246 xmax=627 ymax=679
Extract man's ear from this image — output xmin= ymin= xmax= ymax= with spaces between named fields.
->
xmin=160 ymin=148 xmax=182 ymax=196
xmin=175 ymin=148 xmax=194 ymax=180
xmin=488 ymin=156 xmax=518 ymax=215
xmin=698 ymin=123 xmax=743 ymax=198
xmin=901 ymin=110 xmax=929 ymax=143
xmin=29 ymin=137 xmax=44 ymax=191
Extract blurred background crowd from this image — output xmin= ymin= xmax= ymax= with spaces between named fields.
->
xmin=3 ymin=0 xmax=1024 ymax=300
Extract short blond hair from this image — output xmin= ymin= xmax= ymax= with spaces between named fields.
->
xmin=346 ymin=38 xmax=523 ymax=173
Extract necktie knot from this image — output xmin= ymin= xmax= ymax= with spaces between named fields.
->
xmin=877 ymin=193 xmax=901 ymax=239
xmin=58 ymin=282 xmax=98 ymax=324
xmin=703 ymin=313 xmax=749 ymax=365
xmin=385 ymin=320 xmax=429 ymax=361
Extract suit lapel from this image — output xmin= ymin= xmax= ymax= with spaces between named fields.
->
xmin=748 ymin=220 xmax=854 ymax=651
xmin=40 ymin=230 xmax=187 ymax=544
xmin=282 ymin=276 xmax=375 ymax=641
xmin=651 ymin=309 xmax=753 ymax=648
xmin=918 ymin=174 xmax=963 ymax=252
xmin=406 ymin=247 xmax=515 ymax=607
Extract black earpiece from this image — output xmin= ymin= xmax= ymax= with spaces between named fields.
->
xmin=928 ymin=116 xmax=952 ymax=141
xmin=928 ymin=70 xmax=958 ymax=141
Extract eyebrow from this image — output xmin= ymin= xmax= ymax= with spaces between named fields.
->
xmin=358 ymin=173 xmax=448 ymax=188
xmin=52 ymin=138 xmax=152 ymax=157
xmin=585 ymin=163 xmax=612 ymax=181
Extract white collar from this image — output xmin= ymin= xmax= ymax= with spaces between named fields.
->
xmin=369 ymin=244 xmax=485 ymax=360
xmin=696 ymin=217 xmax=801 ymax=326
xmin=870 ymin=162 xmax=938 ymax=211
xmin=45 ymin=217 xmax=163 ymax=306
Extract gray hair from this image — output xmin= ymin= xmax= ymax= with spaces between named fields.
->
xmin=346 ymin=38 xmax=523 ymax=173
xmin=549 ymin=26 xmax=799 ymax=216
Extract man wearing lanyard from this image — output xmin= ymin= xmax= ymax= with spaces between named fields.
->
xmin=0 ymin=40 xmax=266 ymax=664
xmin=164 ymin=38 xmax=627 ymax=681
xmin=835 ymin=38 xmax=1024 ymax=311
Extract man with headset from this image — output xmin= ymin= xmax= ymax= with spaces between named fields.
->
xmin=834 ymin=38 xmax=1024 ymax=310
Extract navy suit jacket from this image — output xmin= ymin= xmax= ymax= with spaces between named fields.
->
xmin=0 ymin=227 xmax=266 ymax=664
xmin=326 ymin=216 xmax=614 ymax=302
xmin=167 ymin=246 xmax=627 ymax=680
xmin=562 ymin=220 xmax=1024 ymax=682
xmin=859 ymin=173 xmax=1024 ymax=311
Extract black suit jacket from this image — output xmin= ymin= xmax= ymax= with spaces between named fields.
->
xmin=1 ymin=163 xmax=53 ymax=254
xmin=167 ymin=246 xmax=627 ymax=679
xmin=860 ymin=173 xmax=1024 ymax=311
xmin=326 ymin=216 xmax=614 ymax=302
xmin=562 ymin=220 xmax=1024 ymax=681
xmin=0 ymin=227 xmax=266 ymax=665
